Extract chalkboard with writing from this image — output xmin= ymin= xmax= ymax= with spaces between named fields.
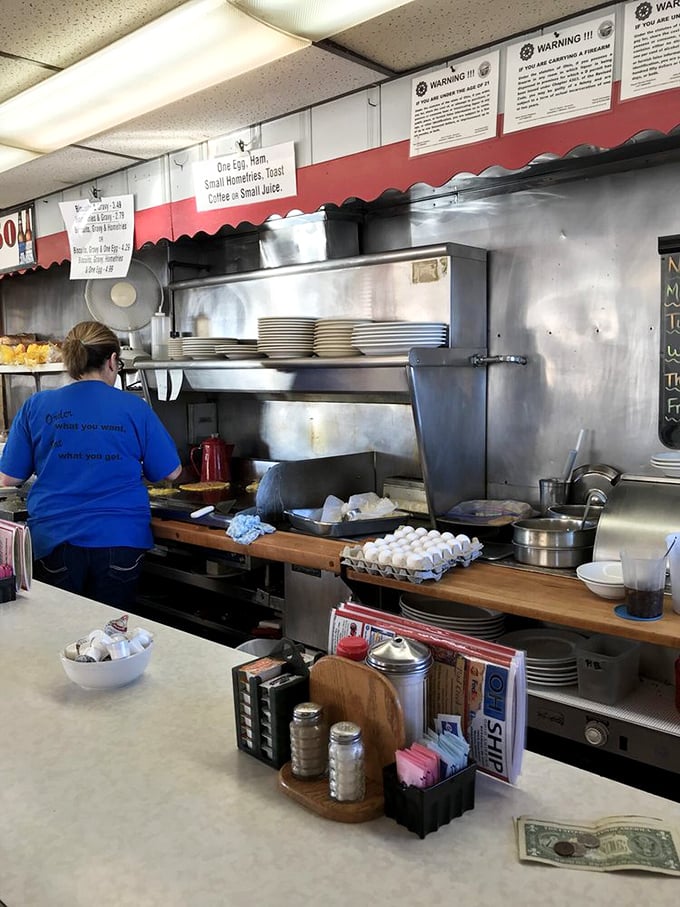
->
xmin=659 ymin=235 xmax=680 ymax=448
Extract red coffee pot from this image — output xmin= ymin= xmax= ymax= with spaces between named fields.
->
xmin=190 ymin=435 xmax=234 ymax=483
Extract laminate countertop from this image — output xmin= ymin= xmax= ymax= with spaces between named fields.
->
xmin=2 ymin=581 xmax=679 ymax=907
xmin=151 ymin=519 xmax=680 ymax=647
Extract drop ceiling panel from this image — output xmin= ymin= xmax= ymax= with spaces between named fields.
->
xmin=0 ymin=58 xmax=56 ymax=104
xmin=0 ymin=147 xmax=131 ymax=211
xmin=82 ymin=46 xmax=387 ymax=160
xmin=334 ymin=0 xmax=606 ymax=71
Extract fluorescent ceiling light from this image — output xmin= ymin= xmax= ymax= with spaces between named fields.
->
xmin=231 ymin=0 xmax=416 ymax=40
xmin=0 ymin=0 xmax=308 ymax=155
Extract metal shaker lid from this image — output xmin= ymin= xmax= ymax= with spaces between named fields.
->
xmin=366 ymin=635 xmax=433 ymax=674
xmin=292 ymin=702 xmax=323 ymax=722
xmin=330 ymin=721 xmax=362 ymax=743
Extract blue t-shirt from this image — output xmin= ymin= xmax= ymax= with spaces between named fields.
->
xmin=0 ymin=381 xmax=180 ymax=558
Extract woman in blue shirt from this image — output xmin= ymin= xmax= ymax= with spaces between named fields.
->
xmin=0 ymin=321 xmax=181 ymax=607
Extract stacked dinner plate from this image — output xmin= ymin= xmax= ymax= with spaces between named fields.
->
xmin=399 ymin=593 xmax=506 ymax=640
xmin=313 ymin=319 xmax=372 ymax=358
xmin=498 ymin=628 xmax=585 ymax=686
xmin=167 ymin=337 xmax=184 ymax=359
xmin=182 ymin=337 xmax=236 ymax=359
xmin=257 ymin=317 xmax=316 ymax=358
xmin=215 ymin=340 xmax=262 ymax=360
xmin=650 ymin=451 xmax=680 ymax=478
xmin=351 ymin=321 xmax=448 ymax=356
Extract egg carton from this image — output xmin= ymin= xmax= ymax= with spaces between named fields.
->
xmin=340 ymin=545 xmax=483 ymax=585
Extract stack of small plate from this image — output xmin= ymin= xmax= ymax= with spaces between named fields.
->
xmin=215 ymin=341 xmax=262 ymax=360
xmin=650 ymin=451 xmax=680 ymax=478
xmin=167 ymin=337 xmax=184 ymax=359
xmin=498 ymin=628 xmax=585 ymax=686
xmin=182 ymin=337 xmax=236 ymax=359
xmin=257 ymin=317 xmax=317 ymax=358
xmin=351 ymin=321 xmax=448 ymax=356
xmin=399 ymin=593 xmax=506 ymax=640
xmin=313 ymin=319 xmax=371 ymax=358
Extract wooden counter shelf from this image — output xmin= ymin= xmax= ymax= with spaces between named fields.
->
xmin=345 ymin=561 xmax=680 ymax=647
xmin=150 ymin=520 xmax=680 ymax=647
xmin=151 ymin=518 xmax=342 ymax=573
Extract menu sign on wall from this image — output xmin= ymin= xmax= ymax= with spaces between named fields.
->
xmin=620 ymin=0 xmax=680 ymax=99
xmin=658 ymin=236 xmax=680 ymax=447
xmin=192 ymin=141 xmax=297 ymax=212
xmin=409 ymin=50 xmax=500 ymax=156
xmin=59 ymin=195 xmax=134 ymax=280
xmin=503 ymin=14 xmax=616 ymax=134
xmin=0 ymin=205 xmax=37 ymax=274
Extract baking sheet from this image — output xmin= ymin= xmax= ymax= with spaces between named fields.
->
xmin=285 ymin=507 xmax=410 ymax=538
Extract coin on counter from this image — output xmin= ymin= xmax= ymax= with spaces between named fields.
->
xmin=576 ymin=833 xmax=600 ymax=849
xmin=553 ymin=841 xmax=576 ymax=857
xmin=571 ymin=843 xmax=587 ymax=857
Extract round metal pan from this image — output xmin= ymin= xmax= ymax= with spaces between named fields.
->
xmin=512 ymin=542 xmax=594 ymax=568
xmin=512 ymin=517 xmax=597 ymax=549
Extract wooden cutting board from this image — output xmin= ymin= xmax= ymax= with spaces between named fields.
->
xmin=278 ymin=655 xmax=406 ymax=822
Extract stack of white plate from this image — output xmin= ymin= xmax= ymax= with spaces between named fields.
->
xmin=313 ymin=319 xmax=372 ymax=358
xmin=498 ymin=628 xmax=585 ymax=686
xmin=215 ymin=341 xmax=262 ymax=360
xmin=351 ymin=321 xmax=448 ymax=356
xmin=182 ymin=337 xmax=236 ymax=359
xmin=257 ymin=317 xmax=317 ymax=358
xmin=399 ymin=593 xmax=506 ymax=640
xmin=167 ymin=338 xmax=184 ymax=359
xmin=650 ymin=451 xmax=680 ymax=478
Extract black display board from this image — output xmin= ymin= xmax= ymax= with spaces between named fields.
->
xmin=658 ymin=235 xmax=680 ymax=448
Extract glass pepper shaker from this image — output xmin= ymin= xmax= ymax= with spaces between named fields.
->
xmin=328 ymin=721 xmax=365 ymax=802
xmin=289 ymin=702 xmax=328 ymax=780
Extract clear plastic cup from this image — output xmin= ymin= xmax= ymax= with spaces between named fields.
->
xmin=665 ymin=533 xmax=680 ymax=616
xmin=620 ymin=547 xmax=667 ymax=619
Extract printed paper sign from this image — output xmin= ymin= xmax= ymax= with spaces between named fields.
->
xmin=409 ymin=50 xmax=500 ymax=156
xmin=503 ymin=14 xmax=616 ymax=134
xmin=192 ymin=141 xmax=297 ymax=212
xmin=58 ymin=195 xmax=134 ymax=280
xmin=620 ymin=0 xmax=680 ymax=100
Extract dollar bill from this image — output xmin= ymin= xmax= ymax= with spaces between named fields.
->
xmin=515 ymin=815 xmax=680 ymax=875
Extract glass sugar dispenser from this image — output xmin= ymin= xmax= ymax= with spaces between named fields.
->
xmin=328 ymin=721 xmax=365 ymax=802
xmin=289 ymin=702 xmax=328 ymax=780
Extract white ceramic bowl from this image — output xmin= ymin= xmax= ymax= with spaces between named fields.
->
xmin=576 ymin=561 xmax=624 ymax=600
xmin=60 ymin=643 xmax=153 ymax=690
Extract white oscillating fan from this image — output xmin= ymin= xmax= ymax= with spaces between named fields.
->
xmin=84 ymin=260 xmax=164 ymax=365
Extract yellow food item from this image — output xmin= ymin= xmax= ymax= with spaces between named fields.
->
xmin=0 ymin=341 xmax=62 ymax=366
xmin=147 ymin=487 xmax=180 ymax=497
xmin=245 ymin=481 xmax=260 ymax=493
xmin=179 ymin=481 xmax=230 ymax=492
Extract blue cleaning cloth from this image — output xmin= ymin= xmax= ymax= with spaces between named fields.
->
xmin=227 ymin=513 xmax=276 ymax=545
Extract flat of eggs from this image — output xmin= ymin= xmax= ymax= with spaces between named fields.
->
xmin=341 ymin=524 xmax=483 ymax=584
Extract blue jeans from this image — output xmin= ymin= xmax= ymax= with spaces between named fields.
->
xmin=35 ymin=543 xmax=146 ymax=608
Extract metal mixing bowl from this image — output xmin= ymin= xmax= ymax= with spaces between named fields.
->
xmin=548 ymin=504 xmax=604 ymax=523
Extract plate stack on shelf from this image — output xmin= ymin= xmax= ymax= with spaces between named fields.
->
xmin=257 ymin=317 xmax=317 ymax=359
xmin=215 ymin=341 xmax=262 ymax=360
xmin=399 ymin=593 xmax=506 ymax=640
xmin=650 ymin=451 xmax=680 ymax=478
xmin=313 ymin=319 xmax=372 ymax=358
xmin=351 ymin=321 xmax=448 ymax=356
xmin=167 ymin=337 xmax=184 ymax=359
xmin=498 ymin=628 xmax=585 ymax=686
xmin=182 ymin=337 xmax=236 ymax=359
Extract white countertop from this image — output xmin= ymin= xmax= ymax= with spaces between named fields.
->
xmin=2 ymin=582 xmax=679 ymax=907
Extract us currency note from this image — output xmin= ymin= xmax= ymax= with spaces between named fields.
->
xmin=515 ymin=815 xmax=680 ymax=874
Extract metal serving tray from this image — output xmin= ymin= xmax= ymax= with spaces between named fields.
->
xmin=284 ymin=507 xmax=411 ymax=538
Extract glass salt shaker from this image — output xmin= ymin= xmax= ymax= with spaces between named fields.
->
xmin=289 ymin=702 xmax=328 ymax=780
xmin=328 ymin=721 xmax=365 ymax=802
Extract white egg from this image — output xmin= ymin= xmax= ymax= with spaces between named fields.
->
xmin=414 ymin=527 xmax=428 ymax=537
xmin=378 ymin=549 xmax=393 ymax=566
xmin=455 ymin=534 xmax=471 ymax=545
xmin=383 ymin=534 xmax=396 ymax=543
xmin=441 ymin=531 xmax=454 ymax=541
xmin=373 ymin=538 xmax=388 ymax=548
xmin=392 ymin=551 xmax=408 ymax=569
xmin=406 ymin=553 xmax=424 ymax=570
xmin=405 ymin=532 xmax=418 ymax=544
xmin=362 ymin=542 xmax=377 ymax=554
xmin=426 ymin=529 xmax=441 ymax=538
